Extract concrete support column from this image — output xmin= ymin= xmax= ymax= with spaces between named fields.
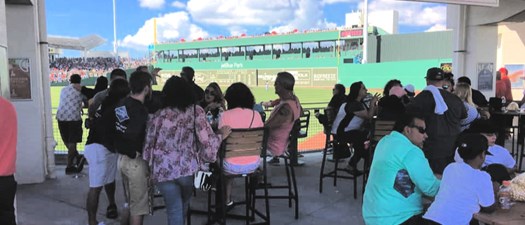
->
xmin=0 ymin=1 xmax=9 ymax=96
xmin=6 ymin=2 xmax=48 ymax=184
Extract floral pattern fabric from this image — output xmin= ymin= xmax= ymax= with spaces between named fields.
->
xmin=143 ymin=105 xmax=222 ymax=183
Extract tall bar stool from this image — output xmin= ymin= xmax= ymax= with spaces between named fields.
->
xmin=189 ymin=128 xmax=270 ymax=225
xmin=363 ymin=119 xmax=396 ymax=188
xmin=318 ymin=107 xmax=360 ymax=199
xmin=290 ymin=110 xmax=310 ymax=166
xmin=253 ymin=127 xmax=300 ymax=220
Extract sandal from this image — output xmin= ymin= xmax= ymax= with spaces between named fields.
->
xmin=106 ymin=204 xmax=118 ymax=219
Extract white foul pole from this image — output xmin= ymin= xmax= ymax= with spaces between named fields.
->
xmin=113 ymin=0 xmax=118 ymax=57
xmin=362 ymin=0 xmax=368 ymax=64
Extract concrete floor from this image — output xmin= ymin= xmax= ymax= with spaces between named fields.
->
xmin=15 ymin=152 xmax=366 ymax=225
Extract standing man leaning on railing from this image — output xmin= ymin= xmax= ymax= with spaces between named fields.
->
xmin=56 ymin=74 xmax=87 ymax=174
xmin=0 ymin=96 xmax=18 ymax=225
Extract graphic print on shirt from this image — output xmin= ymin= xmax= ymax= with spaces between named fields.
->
xmin=393 ymin=169 xmax=415 ymax=198
xmin=115 ymin=106 xmax=129 ymax=123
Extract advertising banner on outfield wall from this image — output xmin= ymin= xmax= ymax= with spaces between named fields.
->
xmin=257 ymin=68 xmax=338 ymax=87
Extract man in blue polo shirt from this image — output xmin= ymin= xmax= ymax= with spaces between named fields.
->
xmin=363 ymin=114 xmax=441 ymax=225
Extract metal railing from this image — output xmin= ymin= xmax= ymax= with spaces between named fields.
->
xmin=52 ymin=104 xmax=328 ymax=154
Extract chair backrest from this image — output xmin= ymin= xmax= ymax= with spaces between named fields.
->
xmin=371 ymin=120 xmax=396 ymax=143
xmin=297 ymin=110 xmax=310 ymax=138
xmin=221 ymin=127 xmax=268 ymax=159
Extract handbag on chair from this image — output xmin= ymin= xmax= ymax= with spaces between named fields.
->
xmin=192 ymin=104 xmax=216 ymax=191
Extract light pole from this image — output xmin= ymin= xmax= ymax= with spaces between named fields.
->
xmin=362 ymin=0 xmax=368 ymax=64
xmin=113 ymin=0 xmax=118 ymax=59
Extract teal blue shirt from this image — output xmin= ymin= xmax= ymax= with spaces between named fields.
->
xmin=362 ymin=131 xmax=440 ymax=225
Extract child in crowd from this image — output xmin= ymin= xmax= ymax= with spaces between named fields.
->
xmin=454 ymin=119 xmax=516 ymax=180
xmin=424 ymin=133 xmax=499 ymax=225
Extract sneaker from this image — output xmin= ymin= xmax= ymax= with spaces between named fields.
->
xmin=65 ymin=166 xmax=78 ymax=175
xmin=106 ymin=204 xmax=118 ymax=219
xmin=268 ymin=157 xmax=280 ymax=165
xmin=346 ymin=165 xmax=363 ymax=176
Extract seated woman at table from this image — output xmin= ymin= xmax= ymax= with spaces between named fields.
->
xmin=202 ymin=82 xmax=225 ymax=117
xmin=455 ymin=119 xmax=516 ymax=180
xmin=424 ymin=134 xmax=498 ymax=225
xmin=453 ymin=83 xmax=481 ymax=131
xmin=218 ymin=82 xmax=264 ymax=205
xmin=331 ymin=81 xmax=378 ymax=175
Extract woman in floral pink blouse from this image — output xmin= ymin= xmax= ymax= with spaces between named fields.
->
xmin=143 ymin=76 xmax=231 ymax=225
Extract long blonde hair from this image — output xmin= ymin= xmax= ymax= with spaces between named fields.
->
xmin=454 ymin=83 xmax=475 ymax=107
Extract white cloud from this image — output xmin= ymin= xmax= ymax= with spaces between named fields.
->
xmin=228 ymin=26 xmax=248 ymax=36
xmin=321 ymin=0 xmax=357 ymax=5
xmin=119 ymin=12 xmax=209 ymax=50
xmin=171 ymin=1 xmax=185 ymax=8
xmin=425 ymin=24 xmax=447 ymax=32
xmin=187 ymin=0 xmax=336 ymax=33
xmin=364 ymin=0 xmax=446 ymax=27
xmin=139 ymin=0 xmax=165 ymax=9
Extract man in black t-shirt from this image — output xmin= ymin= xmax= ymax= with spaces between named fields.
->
xmin=406 ymin=68 xmax=467 ymax=174
xmin=114 ymin=71 xmax=151 ymax=225
xmin=84 ymin=79 xmax=129 ymax=225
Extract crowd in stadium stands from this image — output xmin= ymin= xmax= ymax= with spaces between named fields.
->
xmin=48 ymin=57 xmax=149 ymax=83
xmin=159 ymin=27 xmax=358 ymax=44
xmin=157 ymin=45 xmax=356 ymax=63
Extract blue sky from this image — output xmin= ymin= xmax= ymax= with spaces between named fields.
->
xmin=46 ymin=0 xmax=446 ymax=57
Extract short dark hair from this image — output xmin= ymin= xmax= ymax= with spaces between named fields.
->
xmin=129 ymin=71 xmax=151 ymax=94
xmin=224 ymin=82 xmax=255 ymax=109
xmin=110 ymin=68 xmax=127 ymax=80
xmin=70 ymin=74 xmax=81 ymax=84
xmin=393 ymin=113 xmax=425 ymax=133
xmin=136 ymin=65 xmax=148 ymax=72
xmin=181 ymin=66 xmax=195 ymax=81
xmin=276 ymin=72 xmax=295 ymax=91
xmin=457 ymin=76 xmax=471 ymax=86
xmin=162 ymin=76 xmax=194 ymax=110
xmin=334 ymin=84 xmax=346 ymax=95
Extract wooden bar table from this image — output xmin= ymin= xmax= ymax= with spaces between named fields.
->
xmin=474 ymin=202 xmax=525 ymax=225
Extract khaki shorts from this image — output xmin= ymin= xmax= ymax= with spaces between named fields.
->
xmin=119 ymin=154 xmax=149 ymax=216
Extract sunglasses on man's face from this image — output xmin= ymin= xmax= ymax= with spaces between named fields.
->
xmin=409 ymin=125 xmax=426 ymax=134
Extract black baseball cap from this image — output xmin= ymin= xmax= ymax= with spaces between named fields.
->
xmin=466 ymin=119 xmax=498 ymax=134
xmin=456 ymin=133 xmax=492 ymax=161
xmin=425 ymin=67 xmax=445 ymax=81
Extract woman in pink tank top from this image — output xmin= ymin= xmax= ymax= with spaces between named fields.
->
xmin=219 ymin=82 xmax=264 ymax=205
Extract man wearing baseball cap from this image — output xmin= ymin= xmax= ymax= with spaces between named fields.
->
xmin=424 ymin=133 xmax=498 ymax=225
xmin=406 ymin=67 xmax=467 ymax=174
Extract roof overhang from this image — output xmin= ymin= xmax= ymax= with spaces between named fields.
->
xmin=48 ymin=35 xmax=106 ymax=51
